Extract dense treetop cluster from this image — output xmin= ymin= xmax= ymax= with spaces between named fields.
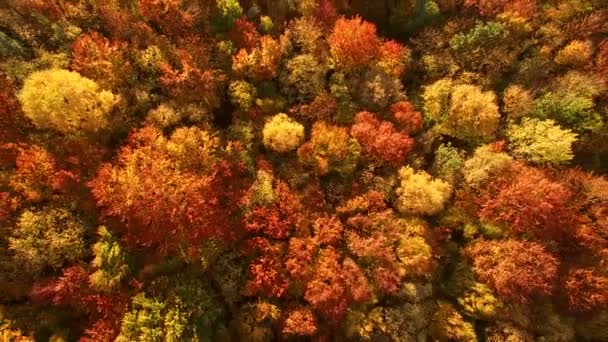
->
xmin=0 ymin=0 xmax=607 ymax=341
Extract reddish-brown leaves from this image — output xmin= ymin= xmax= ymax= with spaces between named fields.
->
xmin=283 ymin=307 xmax=318 ymax=336
xmin=3 ymin=144 xmax=79 ymax=203
xmin=478 ymin=164 xmax=576 ymax=241
xmin=71 ymin=32 xmax=129 ymax=89
xmin=139 ymin=0 xmax=196 ymax=37
xmin=466 ymin=239 xmax=559 ymax=303
xmin=304 ymin=247 xmax=349 ymax=321
xmin=351 ymin=111 xmax=414 ymax=166
xmin=160 ymin=49 xmax=225 ymax=108
xmin=390 ymin=101 xmax=423 ymax=134
xmin=243 ymin=237 xmax=289 ymax=298
xmin=229 ymin=18 xmax=261 ymax=50
xmin=564 ymin=268 xmax=608 ymax=314
xmin=244 ymin=182 xmax=304 ymax=239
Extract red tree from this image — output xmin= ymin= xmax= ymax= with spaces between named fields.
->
xmin=71 ymin=31 xmax=129 ymax=89
xmin=229 ymin=18 xmax=261 ymax=50
xmin=243 ymin=237 xmax=289 ymax=298
xmin=160 ymin=49 xmax=225 ymax=109
xmin=139 ymin=0 xmax=196 ymax=37
xmin=564 ymin=268 xmax=608 ymax=314
xmin=466 ymin=239 xmax=559 ymax=303
xmin=478 ymin=164 xmax=576 ymax=241
xmin=351 ymin=111 xmax=414 ymax=166
xmin=390 ymin=101 xmax=423 ymax=134
xmin=89 ymin=126 xmax=245 ymax=258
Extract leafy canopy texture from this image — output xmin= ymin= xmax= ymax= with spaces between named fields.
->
xmin=395 ymin=166 xmax=452 ymax=216
xmin=18 ymin=69 xmax=116 ymax=133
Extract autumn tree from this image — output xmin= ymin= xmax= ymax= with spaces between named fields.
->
xmin=350 ymin=111 xmax=414 ymax=166
xmin=89 ymin=126 xmax=245 ymax=258
xmin=262 ymin=113 xmax=305 ymax=153
xmin=298 ymin=121 xmax=361 ymax=176
xmin=89 ymin=226 xmax=129 ymax=292
xmin=478 ymin=164 xmax=575 ymax=241
xmin=10 ymin=207 xmax=87 ymax=274
xmin=507 ymin=118 xmax=578 ymax=165
xmin=422 ymin=79 xmax=500 ymax=143
xmin=395 ymin=166 xmax=452 ymax=216
xmin=329 ymin=16 xmax=379 ymax=71
xmin=466 ymin=239 xmax=559 ymax=303
xmin=18 ymin=69 xmax=117 ymax=134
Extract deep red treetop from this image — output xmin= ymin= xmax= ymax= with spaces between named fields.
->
xmin=229 ymin=18 xmax=261 ymax=50
xmin=564 ymin=268 xmax=608 ymax=314
xmin=351 ymin=111 xmax=414 ymax=166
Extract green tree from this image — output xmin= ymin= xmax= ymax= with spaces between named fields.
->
xmin=89 ymin=226 xmax=129 ymax=292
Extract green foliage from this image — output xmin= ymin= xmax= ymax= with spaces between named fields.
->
xmin=216 ymin=0 xmax=243 ymax=30
xmin=280 ymin=54 xmax=327 ymax=102
xmin=89 ymin=226 xmax=129 ymax=292
xmin=116 ymin=293 xmax=166 ymax=342
xmin=433 ymin=143 xmax=464 ymax=184
xmin=508 ymin=118 xmax=578 ymax=165
xmin=259 ymin=16 xmax=274 ymax=34
xmin=9 ymin=208 xmax=86 ymax=274
xmin=532 ymin=92 xmax=602 ymax=132
xmin=18 ymin=69 xmax=116 ymax=134
xmin=450 ymin=21 xmax=507 ymax=51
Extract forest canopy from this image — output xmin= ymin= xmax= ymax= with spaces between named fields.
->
xmin=0 ymin=0 xmax=607 ymax=341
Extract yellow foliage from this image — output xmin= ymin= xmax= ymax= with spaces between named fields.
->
xmin=262 ymin=113 xmax=305 ymax=153
xmin=297 ymin=121 xmax=361 ymax=176
xmin=555 ymin=40 xmax=593 ymax=66
xmin=18 ymin=69 xmax=116 ymax=134
xmin=395 ymin=166 xmax=451 ymax=216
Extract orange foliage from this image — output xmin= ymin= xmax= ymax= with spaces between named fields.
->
xmin=328 ymin=16 xmax=379 ymax=70
xmin=466 ymin=239 xmax=559 ymax=303
xmin=160 ymin=49 xmax=225 ymax=108
xmin=283 ymin=307 xmax=318 ymax=336
xmin=243 ymin=237 xmax=289 ymax=298
xmin=71 ymin=32 xmax=129 ymax=89
xmin=89 ymin=126 xmax=245 ymax=257
xmin=244 ymin=182 xmax=304 ymax=239
xmin=2 ymin=144 xmax=79 ymax=203
xmin=304 ymin=247 xmax=349 ymax=321
xmin=478 ymin=164 xmax=576 ymax=241
xmin=390 ymin=101 xmax=423 ymax=134
xmin=564 ymin=268 xmax=608 ymax=314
